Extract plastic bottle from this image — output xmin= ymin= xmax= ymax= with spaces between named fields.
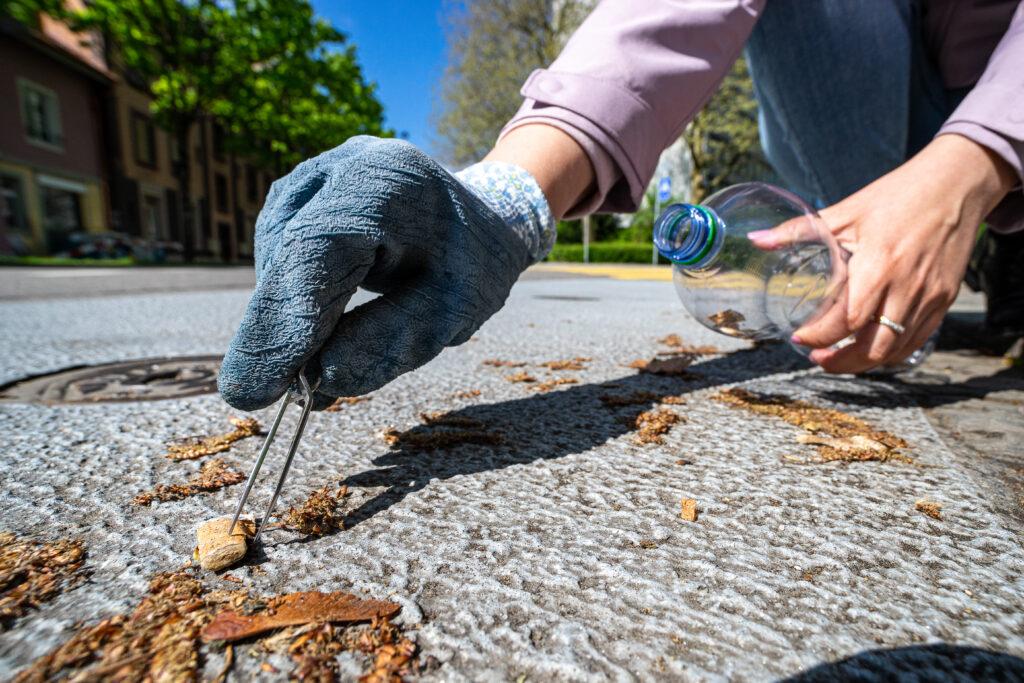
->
xmin=652 ymin=182 xmax=934 ymax=367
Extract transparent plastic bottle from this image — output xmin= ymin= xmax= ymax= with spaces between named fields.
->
xmin=653 ymin=182 xmax=934 ymax=367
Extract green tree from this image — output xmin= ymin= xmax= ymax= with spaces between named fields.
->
xmin=434 ymin=0 xmax=591 ymax=167
xmin=15 ymin=0 xmax=387 ymax=259
xmin=683 ymin=55 xmax=771 ymax=203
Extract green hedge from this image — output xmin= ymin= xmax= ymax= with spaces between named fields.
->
xmin=547 ymin=242 xmax=670 ymax=264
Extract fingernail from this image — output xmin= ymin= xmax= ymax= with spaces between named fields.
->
xmin=747 ymin=230 xmax=772 ymax=243
xmin=790 ymin=334 xmax=803 ymax=345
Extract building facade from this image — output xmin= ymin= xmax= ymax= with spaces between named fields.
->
xmin=0 ymin=10 xmax=273 ymax=261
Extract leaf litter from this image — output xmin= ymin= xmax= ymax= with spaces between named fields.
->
xmin=165 ymin=417 xmax=260 ymax=461
xmin=133 ymin=458 xmax=245 ymax=506
xmin=630 ymin=408 xmax=684 ymax=445
xmin=0 ymin=533 xmax=86 ymax=630
xmin=657 ymin=334 xmax=720 ymax=355
xmin=915 ymin=499 xmax=942 ymax=519
xmin=13 ymin=566 xmax=416 ymax=683
xmin=714 ymin=388 xmax=912 ymax=463
xmin=324 ymin=396 xmax=372 ymax=412
xmin=276 ymin=485 xmax=350 ymax=536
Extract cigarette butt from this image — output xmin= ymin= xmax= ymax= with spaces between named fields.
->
xmin=680 ymin=498 xmax=699 ymax=522
xmin=196 ymin=516 xmax=255 ymax=571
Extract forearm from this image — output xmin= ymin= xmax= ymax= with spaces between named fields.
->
xmin=484 ymin=123 xmax=596 ymax=219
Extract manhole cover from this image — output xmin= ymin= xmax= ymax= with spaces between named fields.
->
xmin=0 ymin=356 xmax=223 ymax=404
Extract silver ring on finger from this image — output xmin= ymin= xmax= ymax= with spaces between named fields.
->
xmin=877 ymin=315 xmax=906 ymax=335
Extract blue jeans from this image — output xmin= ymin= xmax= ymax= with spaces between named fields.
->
xmin=745 ymin=0 xmax=966 ymax=207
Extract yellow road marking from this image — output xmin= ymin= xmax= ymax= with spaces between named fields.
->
xmin=534 ymin=263 xmax=674 ymax=281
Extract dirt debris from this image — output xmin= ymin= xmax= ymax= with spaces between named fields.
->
xmin=630 ymin=408 xmax=683 ymax=445
xmin=505 ymin=371 xmax=536 ymax=383
xmin=714 ymin=388 xmax=912 ymax=463
xmin=538 ymin=357 xmax=591 ymax=371
xmin=0 ymin=533 xmax=86 ymax=630
xmin=451 ymin=389 xmax=482 ymax=399
xmin=324 ymin=396 xmax=372 ymax=411
xmin=420 ymin=411 xmax=487 ymax=429
xmin=658 ymin=334 xmax=720 ymax=355
xmin=482 ymin=359 xmax=526 ymax=368
xmin=628 ymin=355 xmax=701 ymax=378
xmin=277 ymin=485 xmax=350 ymax=536
xmin=680 ymin=498 xmax=699 ymax=522
xmin=134 ymin=458 xmax=245 ymax=506
xmin=531 ymin=377 xmax=578 ymax=393
xmin=165 ymin=417 xmax=260 ymax=461
xmin=915 ymin=499 xmax=942 ymax=519
xmin=14 ymin=567 xmax=416 ymax=683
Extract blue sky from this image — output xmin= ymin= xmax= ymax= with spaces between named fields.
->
xmin=313 ymin=1 xmax=448 ymax=154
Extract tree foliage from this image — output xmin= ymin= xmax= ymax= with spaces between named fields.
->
xmin=434 ymin=0 xmax=590 ymax=167
xmin=683 ymin=55 xmax=772 ymax=203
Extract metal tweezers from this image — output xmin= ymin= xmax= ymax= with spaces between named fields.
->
xmin=228 ymin=371 xmax=321 ymax=542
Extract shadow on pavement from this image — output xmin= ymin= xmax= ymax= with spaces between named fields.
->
xmin=782 ymin=643 xmax=1024 ymax=682
xmin=340 ymin=343 xmax=807 ymax=529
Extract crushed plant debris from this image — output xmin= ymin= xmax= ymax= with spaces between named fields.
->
xmin=14 ymin=567 xmax=414 ymax=683
xmin=538 ymin=357 xmax=591 ymax=371
xmin=420 ymin=411 xmax=487 ymax=429
xmin=531 ymin=377 xmax=578 ymax=392
xmin=325 ymin=396 xmax=372 ymax=412
xmin=0 ymin=534 xmax=86 ymax=629
xmin=505 ymin=371 xmax=537 ymax=383
xmin=482 ymin=359 xmax=527 ymax=368
xmin=451 ymin=389 xmax=482 ymax=399
xmin=658 ymin=334 xmax=720 ymax=355
xmin=133 ymin=458 xmax=245 ymax=506
xmin=276 ymin=485 xmax=350 ymax=536
xmin=714 ymin=388 xmax=912 ymax=463
xmin=680 ymin=498 xmax=699 ymax=522
xmin=707 ymin=309 xmax=746 ymax=335
xmin=628 ymin=355 xmax=700 ymax=378
xmin=165 ymin=416 xmax=260 ymax=461
xmin=915 ymin=499 xmax=942 ymax=519
xmin=630 ymin=408 xmax=683 ymax=445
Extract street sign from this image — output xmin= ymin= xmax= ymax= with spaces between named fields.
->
xmin=657 ymin=176 xmax=671 ymax=202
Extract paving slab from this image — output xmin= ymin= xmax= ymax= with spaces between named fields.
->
xmin=0 ymin=277 xmax=1022 ymax=681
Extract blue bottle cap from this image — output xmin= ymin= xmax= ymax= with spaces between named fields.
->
xmin=653 ymin=204 xmax=721 ymax=268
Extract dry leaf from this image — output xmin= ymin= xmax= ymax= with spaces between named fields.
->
xmin=505 ymin=371 xmax=536 ymax=383
xmin=202 ymin=592 xmax=400 ymax=643
xmin=482 ymin=359 xmax=526 ymax=368
xmin=419 ymin=412 xmax=486 ymax=428
xmin=631 ymin=409 xmax=683 ymax=445
xmin=680 ymin=498 xmax=699 ymax=522
xmin=0 ymin=533 xmax=86 ymax=629
xmin=915 ymin=499 xmax=942 ymax=519
xmin=629 ymin=355 xmax=700 ymax=378
xmin=134 ymin=459 xmax=245 ymax=506
xmin=658 ymin=335 xmax=720 ymax=355
xmin=382 ymin=426 xmax=502 ymax=450
xmin=165 ymin=417 xmax=260 ymax=461
xmin=708 ymin=309 xmax=745 ymax=327
xmin=537 ymin=357 xmax=590 ymax=371
xmin=451 ymin=389 xmax=482 ymax=399
xmin=531 ymin=377 xmax=578 ymax=393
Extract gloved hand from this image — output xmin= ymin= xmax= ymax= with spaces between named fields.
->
xmin=218 ymin=136 xmax=554 ymax=410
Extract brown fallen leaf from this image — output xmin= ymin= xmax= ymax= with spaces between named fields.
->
xmin=680 ymin=498 xmax=699 ymax=522
xmin=202 ymin=591 xmax=400 ymax=643
xmin=359 ymin=616 xmax=419 ymax=683
xmin=165 ymin=417 xmax=260 ymax=461
xmin=382 ymin=426 xmax=503 ymax=450
xmin=915 ymin=499 xmax=942 ymax=519
xmin=0 ymin=533 xmax=86 ymax=630
xmin=451 ymin=389 xmax=482 ymax=399
xmin=531 ymin=377 xmax=578 ymax=392
xmin=630 ymin=408 xmax=683 ymax=445
xmin=133 ymin=458 xmax=245 ymax=506
xmin=482 ymin=359 xmax=526 ymax=368
xmin=715 ymin=388 xmax=912 ymax=463
xmin=277 ymin=485 xmax=350 ymax=536
xmin=324 ymin=396 xmax=372 ymax=412
xmin=538 ymin=357 xmax=591 ymax=371
xmin=505 ymin=371 xmax=536 ymax=383
xmin=708 ymin=309 xmax=745 ymax=327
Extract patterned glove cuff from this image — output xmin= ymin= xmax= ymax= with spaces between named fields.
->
xmin=456 ymin=161 xmax=556 ymax=263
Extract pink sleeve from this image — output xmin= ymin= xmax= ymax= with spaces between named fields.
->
xmin=499 ymin=0 xmax=764 ymax=217
xmin=937 ymin=2 xmax=1024 ymax=233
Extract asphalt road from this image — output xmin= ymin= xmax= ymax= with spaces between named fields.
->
xmin=0 ymin=267 xmax=1021 ymax=680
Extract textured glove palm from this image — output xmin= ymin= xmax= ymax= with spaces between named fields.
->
xmin=218 ymin=136 xmax=547 ymax=410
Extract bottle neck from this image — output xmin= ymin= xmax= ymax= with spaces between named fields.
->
xmin=653 ymin=204 xmax=722 ymax=268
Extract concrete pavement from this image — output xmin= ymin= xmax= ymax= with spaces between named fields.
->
xmin=0 ymin=267 xmax=1022 ymax=680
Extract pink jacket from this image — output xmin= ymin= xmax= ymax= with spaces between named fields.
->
xmin=502 ymin=0 xmax=1023 ymax=228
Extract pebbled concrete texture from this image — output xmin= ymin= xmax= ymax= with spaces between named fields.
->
xmin=0 ymin=276 xmax=1022 ymax=681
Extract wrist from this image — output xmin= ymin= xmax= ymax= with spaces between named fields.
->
xmin=456 ymin=161 xmax=556 ymax=263
xmin=929 ymin=134 xmax=1016 ymax=213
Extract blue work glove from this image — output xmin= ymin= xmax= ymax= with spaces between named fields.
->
xmin=218 ymin=136 xmax=555 ymax=410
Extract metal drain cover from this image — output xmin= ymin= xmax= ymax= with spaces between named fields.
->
xmin=0 ymin=356 xmax=223 ymax=404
